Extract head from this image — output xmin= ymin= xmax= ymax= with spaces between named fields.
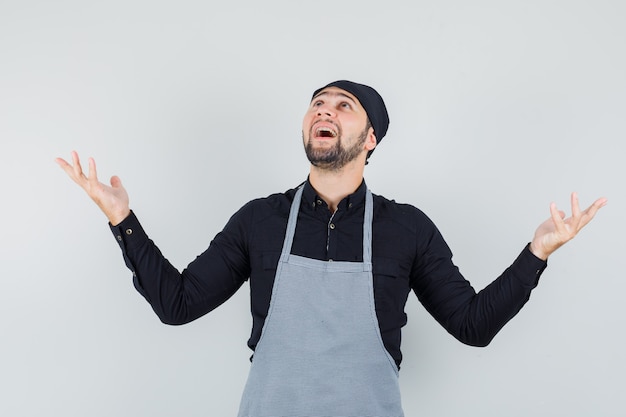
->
xmin=302 ymin=80 xmax=389 ymax=170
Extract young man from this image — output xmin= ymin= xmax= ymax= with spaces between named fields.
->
xmin=56 ymin=80 xmax=606 ymax=416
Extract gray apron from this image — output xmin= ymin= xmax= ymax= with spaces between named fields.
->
xmin=237 ymin=186 xmax=404 ymax=417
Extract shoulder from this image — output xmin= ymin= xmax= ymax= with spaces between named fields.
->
xmin=235 ymin=184 xmax=300 ymax=222
xmin=371 ymin=193 xmax=454 ymax=268
xmin=371 ymin=192 xmax=437 ymax=234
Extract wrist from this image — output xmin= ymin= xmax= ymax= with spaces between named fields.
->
xmin=108 ymin=208 xmax=131 ymax=226
xmin=529 ymin=241 xmax=549 ymax=261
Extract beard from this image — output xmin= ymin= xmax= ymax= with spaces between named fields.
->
xmin=303 ymin=126 xmax=369 ymax=171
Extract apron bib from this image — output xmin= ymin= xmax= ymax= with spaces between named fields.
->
xmin=238 ymin=186 xmax=404 ymax=417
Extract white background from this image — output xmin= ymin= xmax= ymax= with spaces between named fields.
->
xmin=1 ymin=1 xmax=624 ymax=416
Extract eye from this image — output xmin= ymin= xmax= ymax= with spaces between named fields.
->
xmin=339 ymin=102 xmax=352 ymax=109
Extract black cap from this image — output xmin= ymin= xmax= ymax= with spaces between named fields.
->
xmin=312 ymin=80 xmax=390 ymax=159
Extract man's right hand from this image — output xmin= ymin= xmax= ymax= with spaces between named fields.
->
xmin=56 ymin=151 xmax=131 ymax=226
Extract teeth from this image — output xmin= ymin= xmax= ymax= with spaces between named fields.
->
xmin=316 ymin=127 xmax=337 ymax=137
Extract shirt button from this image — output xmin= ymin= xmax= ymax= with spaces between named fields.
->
xmin=329 ymin=223 xmax=335 ymax=230
xmin=317 ymin=199 xmax=323 ymax=205
xmin=125 ymin=229 xmax=133 ymax=235
xmin=116 ymin=235 xmax=122 ymax=241
xmin=348 ymin=203 xmax=353 ymax=209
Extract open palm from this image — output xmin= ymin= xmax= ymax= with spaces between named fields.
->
xmin=56 ymin=151 xmax=131 ymax=225
xmin=530 ymin=192 xmax=607 ymax=260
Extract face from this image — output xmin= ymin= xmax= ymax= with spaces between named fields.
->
xmin=302 ymin=87 xmax=376 ymax=171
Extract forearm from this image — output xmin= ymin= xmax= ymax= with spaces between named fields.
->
xmin=453 ymin=245 xmax=546 ymax=346
xmin=417 ymin=244 xmax=547 ymax=347
xmin=110 ymin=211 xmax=246 ymax=324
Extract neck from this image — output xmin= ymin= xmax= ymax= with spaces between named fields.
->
xmin=308 ymin=159 xmax=365 ymax=212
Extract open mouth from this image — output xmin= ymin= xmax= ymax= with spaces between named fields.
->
xmin=314 ymin=126 xmax=338 ymax=138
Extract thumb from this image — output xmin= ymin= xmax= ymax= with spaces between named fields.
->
xmin=110 ymin=175 xmax=123 ymax=188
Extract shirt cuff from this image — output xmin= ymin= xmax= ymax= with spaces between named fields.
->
xmin=109 ymin=210 xmax=150 ymax=251
xmin=509 ymin=243 xmax=548 ymax=288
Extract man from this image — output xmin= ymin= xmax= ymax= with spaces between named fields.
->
xmin=56 ymin=80 xmax=607 ymax=416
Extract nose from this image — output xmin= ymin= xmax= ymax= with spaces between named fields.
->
xmin=316 ymin=103 xmax=335 ymax=118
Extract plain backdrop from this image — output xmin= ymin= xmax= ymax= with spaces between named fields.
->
xmin=1 ymin=1 xmax=624 ymax=416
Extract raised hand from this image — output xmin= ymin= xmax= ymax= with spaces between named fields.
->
xmin=56 ymin=151 xmax=131 ymax=225
xmin=530 ymin=192 xmax=607 ymax=260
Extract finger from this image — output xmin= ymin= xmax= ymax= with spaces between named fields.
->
xmin=593 ymin=197 xmax=609 ymax=209
xmin=110 ymin=175 xmax=122 ymax=188
xmin=88 ymin=157 xmax=99 ymax=186
xmin=72 ymin=151 xmax=85 ymax=180
xmin=571 ymin=192 xmax=581 ymax=219
xmin=549 ymin=202 xmax=567 ymax=234
xmin=578 ymin=197 xmax=608 ymax=228
xmin=55 ymin=157 xmax=80 ymax=182
xmin=55 ymin=157 xmax=71 ymax=170
xmin=56 ymin=153 xmax=83 ymax=183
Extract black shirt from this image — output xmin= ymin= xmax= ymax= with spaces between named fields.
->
xmin=110 ymin=180 xmax=547 ymax=367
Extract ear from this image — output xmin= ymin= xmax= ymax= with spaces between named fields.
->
xmin=364 ymin=126 xmax=377 ymax=151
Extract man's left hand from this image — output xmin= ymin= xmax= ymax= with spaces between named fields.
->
xmin=530 ymin=192 xmax=607 ymax=260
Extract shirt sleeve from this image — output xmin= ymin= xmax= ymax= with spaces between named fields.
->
xmin=109 ymin=209 xmax=251 ymax=325
xmin=411 ymin=222 xmax=547 ymax=347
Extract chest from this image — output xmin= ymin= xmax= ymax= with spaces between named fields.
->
xmin=248 ymin=209 xmax=415 ymax=295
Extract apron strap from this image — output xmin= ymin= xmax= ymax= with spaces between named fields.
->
xmin=363 ymin=188 xmax=373 ymax=270
xmin=279 ymin=186 xmax=304 ymax=261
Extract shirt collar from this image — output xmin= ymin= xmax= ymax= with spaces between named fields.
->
xmin=302 ymin=177 xmax=367 ymax=212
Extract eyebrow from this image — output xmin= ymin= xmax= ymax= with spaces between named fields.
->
xmin=311 ymin=91 xmax=358 ymax=105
